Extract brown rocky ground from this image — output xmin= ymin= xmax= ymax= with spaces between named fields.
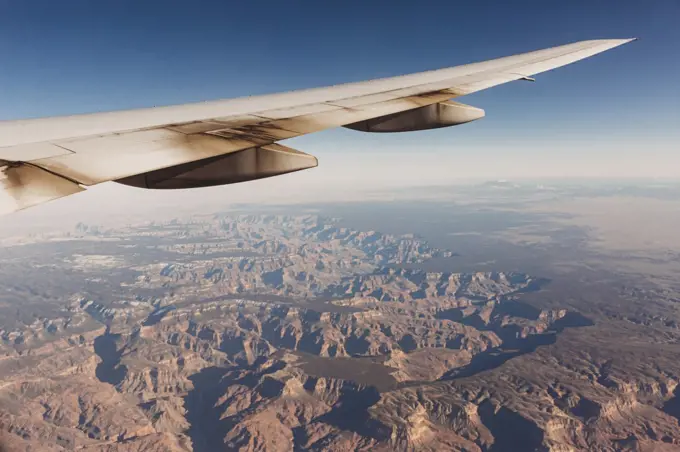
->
xmin=0 ymin=214 xmax=678 ymax=451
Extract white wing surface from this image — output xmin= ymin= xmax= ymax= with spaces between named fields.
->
xmin=0 ymin=39 xmax=635 ymax=215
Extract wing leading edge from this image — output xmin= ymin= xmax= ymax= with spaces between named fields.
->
xmin=0 ymin=38 xmax=636 ymax=215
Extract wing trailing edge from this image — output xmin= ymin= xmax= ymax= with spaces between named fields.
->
xmin=0 ymin=162 xmax=85 ymax=215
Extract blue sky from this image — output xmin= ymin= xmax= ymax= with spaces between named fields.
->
xmin=0 ymin=0 xmax=678 ymax=185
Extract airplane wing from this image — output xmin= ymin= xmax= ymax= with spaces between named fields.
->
xmin=0 ymin=39 xmax=635 ymax=215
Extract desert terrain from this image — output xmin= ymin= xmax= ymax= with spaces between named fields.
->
xmin=1 ymin=181 xmax=679 ymax=451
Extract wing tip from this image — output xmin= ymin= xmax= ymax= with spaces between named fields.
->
xmin=614 ymin=37 xmax=638 ymax=46
xmin=595 ymin=37 xmax=638 ymax=51
xmin=589 ymin=37 xmax=637 ymax=46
